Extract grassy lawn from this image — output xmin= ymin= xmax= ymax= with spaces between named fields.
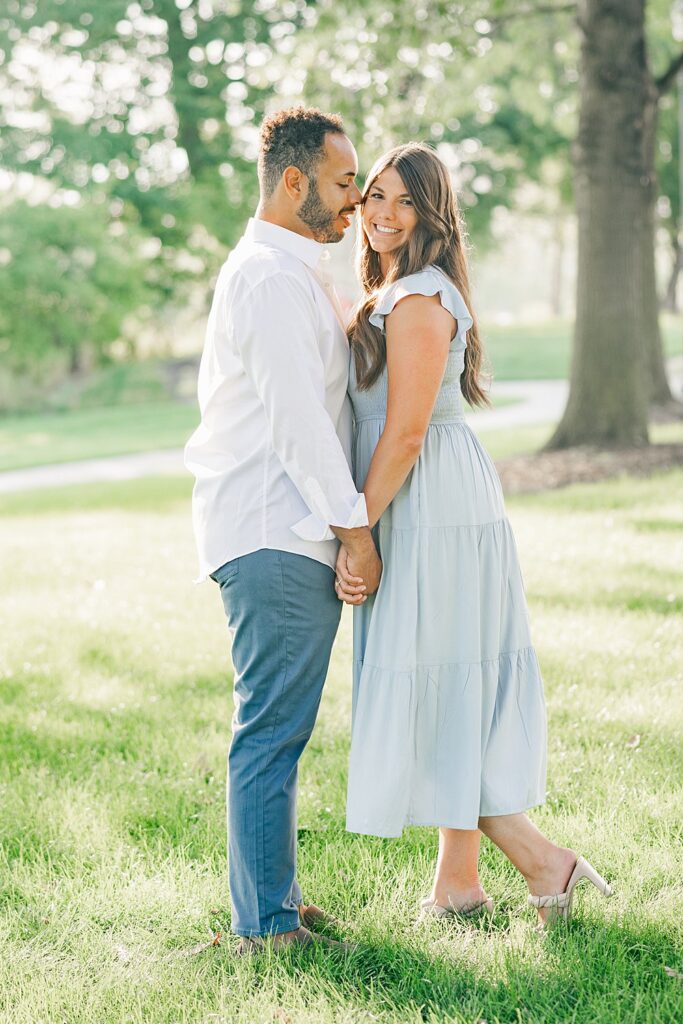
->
xmin=482 ymin=313 xmax=683 ymax=381
xmin=1 ymin=472 xmax=682 ymax=1023
xmin=0 ymin=401 xmax=200 ymax=473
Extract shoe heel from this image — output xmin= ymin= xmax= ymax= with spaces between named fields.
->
xmin=575 ymin=857 xmax=613 ymax=898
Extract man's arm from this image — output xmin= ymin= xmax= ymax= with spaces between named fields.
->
xmin=234 ymin=270 xmax=380 ymax=589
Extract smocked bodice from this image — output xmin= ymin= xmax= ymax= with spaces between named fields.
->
xmin=348 ymin=348 xmax=466 ymax=425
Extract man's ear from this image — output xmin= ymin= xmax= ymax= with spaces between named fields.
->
xmin=282 ymin=165 xmax=306 ymax=200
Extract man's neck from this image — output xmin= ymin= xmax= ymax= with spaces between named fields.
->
xmin=256 ymin=204 xmax=316 ymax=241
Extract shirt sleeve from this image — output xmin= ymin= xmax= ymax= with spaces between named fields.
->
xmin=233 ymin=271 xmax=368 ymax=543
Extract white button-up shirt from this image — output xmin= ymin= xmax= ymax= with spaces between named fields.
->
xmin=184 ymin=217 xmax=368 ymax=581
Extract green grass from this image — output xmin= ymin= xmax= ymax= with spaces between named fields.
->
xmin=0 ymin=401 xmax=199 ymax=472
xmin=482 ymin=313 xmax=683 ymax=381
xmin=1 ymin=472 xmax=682 ymax=1023
xmin=483 ymin=321 xmax=574 ymax=380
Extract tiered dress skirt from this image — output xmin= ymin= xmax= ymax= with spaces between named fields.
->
xmin=345 ymin=414 xmax=547 ymax=837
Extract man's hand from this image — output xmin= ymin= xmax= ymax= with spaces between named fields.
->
xmin=334 ymin=537 xmax=382 ymax=604
xmin=334 ymin=546 xmax=366 ymax=605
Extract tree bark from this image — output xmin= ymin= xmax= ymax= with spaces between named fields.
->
xmin=548 ymin=0 xmax=652 ymax=448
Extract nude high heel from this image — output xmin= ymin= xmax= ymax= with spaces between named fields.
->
xmin=418 ymin=894 xmax=494 ymax=922
xmin=527 ymin=856 xmax=613 ymax=926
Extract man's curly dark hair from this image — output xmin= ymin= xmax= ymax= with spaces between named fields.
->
xmin=258 ymin=106 xmax=345 ymax=199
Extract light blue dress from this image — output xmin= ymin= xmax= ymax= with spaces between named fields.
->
xmin=345 ymin=266 xmax=547 ymax=837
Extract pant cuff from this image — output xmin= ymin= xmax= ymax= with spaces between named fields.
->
xmin=232 ymin=910 xmax=300 ymax=938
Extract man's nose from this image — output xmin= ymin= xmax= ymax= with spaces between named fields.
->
xmin=349 ymin=184 xmax=362 ymax=206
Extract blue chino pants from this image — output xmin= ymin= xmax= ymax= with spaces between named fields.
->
xmin=211 ymin=548 xmax=342 ymax=937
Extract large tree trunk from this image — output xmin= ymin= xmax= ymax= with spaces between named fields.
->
xmin=548 ymin=0 xmax=651 ymax=449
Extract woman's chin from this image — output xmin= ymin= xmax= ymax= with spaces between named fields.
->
xmin=368 ymin=239 xmax=401 ymax=255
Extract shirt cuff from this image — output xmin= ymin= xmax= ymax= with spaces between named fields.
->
xmin=291 ymin=491 xmax=369 ymax=543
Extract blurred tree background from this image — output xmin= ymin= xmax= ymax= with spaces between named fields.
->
xmin=0 ymin=0 xmax=681 ymax=443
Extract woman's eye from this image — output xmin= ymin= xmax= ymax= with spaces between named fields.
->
xmin=369 ymin=192 xmax=383 ymax=199
xmin=401 ymin=199 xmax=413 ymax=206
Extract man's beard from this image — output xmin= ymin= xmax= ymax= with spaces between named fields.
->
xmin=298 ymin=178 xmax=345 ymax=243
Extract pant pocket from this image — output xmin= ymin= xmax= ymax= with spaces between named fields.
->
xmin=210 ymin=557 xmax=240 ymax=585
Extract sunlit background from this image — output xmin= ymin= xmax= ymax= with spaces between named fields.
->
xmin=0 ymin=0 xmax=680 ymax=415
xmin=1 ymin=6 xmax=683 ymax=1022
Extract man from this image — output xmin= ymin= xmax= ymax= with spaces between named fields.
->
xmin=184 ymin=107 xmax=381 ymax=954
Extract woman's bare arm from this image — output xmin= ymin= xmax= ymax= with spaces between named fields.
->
xmin=362 ymin=292 xmax=455 ymax=528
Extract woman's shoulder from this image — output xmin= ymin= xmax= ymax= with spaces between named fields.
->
xmin=370 ymin=265 xmax=473 ymax=334
xmin=375 ymin=264 xmax=445 ymax=296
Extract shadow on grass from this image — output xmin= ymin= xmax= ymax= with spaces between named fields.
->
xmin=202 ymin=914 xmax=681 ymax=1023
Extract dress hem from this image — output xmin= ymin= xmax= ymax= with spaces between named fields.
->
xmin=345 ymin=795 xmax=547 ymax=839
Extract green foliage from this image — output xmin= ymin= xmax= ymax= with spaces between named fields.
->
xmin=656 ymin=96 xmax=680 ymax=246
xmin=0 ymin=0 xmax=288 ymax=251
xmin=0 ymin=200 xmax=153 ymax=372
xmin=0 ymin=1 xmax=313 ymax=377
xmin=296 ymin=0 xmax=579 ymax=242
xmin=0 ymin=0 xmax=679 ymax=381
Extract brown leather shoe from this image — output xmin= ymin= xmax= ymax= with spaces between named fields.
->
xmin=234 ymin=935 xmax=265 ymax=957
xmin=235 ymin=926 xmax=355 ymax=957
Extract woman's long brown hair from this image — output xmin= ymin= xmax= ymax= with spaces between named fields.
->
xmin=348 ymin=142 xmax=490 ymax=407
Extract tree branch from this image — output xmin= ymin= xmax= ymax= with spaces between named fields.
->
xmin=655 ymin=50 xmax=683 ymax=96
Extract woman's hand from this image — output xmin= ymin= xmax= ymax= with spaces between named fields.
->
xmin=334 ymin=545 xmax=372 ymax=604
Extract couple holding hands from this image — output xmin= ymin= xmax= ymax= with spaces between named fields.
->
xmin=184 ymin=105 xmax=612 ymax=955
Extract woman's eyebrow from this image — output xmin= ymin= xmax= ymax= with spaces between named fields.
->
xmin=371 ymin=187 xmax=411 ymax=198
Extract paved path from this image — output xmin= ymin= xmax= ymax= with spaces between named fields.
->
xmin=0 ymin=448 xmax=186 ymax=495
xmin=1 ymin=370 xmax=680 ymax=495
xmin=471 ymin=379 xmax=568 ymax=430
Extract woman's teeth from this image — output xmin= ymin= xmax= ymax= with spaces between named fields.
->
xmin=374 ymin=224 xmax=400 ymax=235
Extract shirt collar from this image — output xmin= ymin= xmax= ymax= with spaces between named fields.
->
xmin=244 ymin=217 xmax=325 ymax=270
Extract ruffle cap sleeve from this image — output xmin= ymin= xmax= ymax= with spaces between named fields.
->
xmin=368 ymin=266 xmax=473 ymax=343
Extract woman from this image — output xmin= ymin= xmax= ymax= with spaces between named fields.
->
xmin=335 ymin=143 xmax=613 ymax=926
